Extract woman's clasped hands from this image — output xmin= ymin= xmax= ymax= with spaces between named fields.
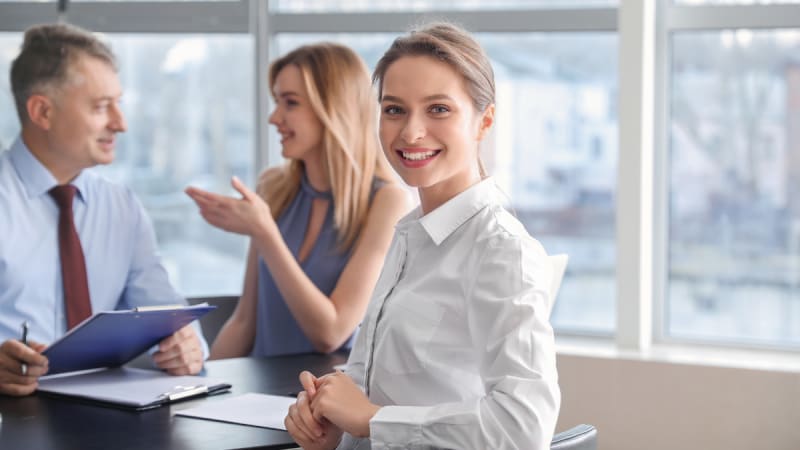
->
xmin=285 ymin=370 xmax=381 ymax=450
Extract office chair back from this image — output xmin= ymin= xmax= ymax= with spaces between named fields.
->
xmin=551 ymin=424 xmax=597 ymax=450
xmin=188 ymin=296 xmax=238 ymax=344
xmin=548 ymin=253 xmax=569 ymax=316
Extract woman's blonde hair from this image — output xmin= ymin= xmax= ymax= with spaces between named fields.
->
xmin=372 ymin=22 xmax=495 ymax=177
xmin=260 ymin=43 xmax=394 ymax=250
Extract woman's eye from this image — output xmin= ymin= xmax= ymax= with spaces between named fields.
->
xmin=430 ymin=105 xmax=450 ymax=114
xmin=383 ymin=105 xmax=403 ymax=115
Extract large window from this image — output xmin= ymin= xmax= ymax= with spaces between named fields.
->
xmin=659 ymin=1 xmax=800 ymax=351
xmin=6 ymin=0 xmax=799 ymax=352
xmin=667 ymin=28 xmax=800 ymax=347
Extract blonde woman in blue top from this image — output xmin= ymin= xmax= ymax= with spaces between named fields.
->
xmin=186 ymin=43 xmax=408 ymax=357
xmin=285 ymin=23 xmax=560 ymax=450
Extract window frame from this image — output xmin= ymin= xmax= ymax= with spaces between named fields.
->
xmin=654 ymin=1 xmax=800 ymax=350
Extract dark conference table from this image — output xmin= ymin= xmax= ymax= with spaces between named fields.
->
xmin=0 ymin=352 xmax=348 ymax=450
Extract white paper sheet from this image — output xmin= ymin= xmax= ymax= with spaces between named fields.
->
xmin=175 ymin=392 xmax=296 ymax=430
xmin=37 ymin=367 xmax=230 ymax=409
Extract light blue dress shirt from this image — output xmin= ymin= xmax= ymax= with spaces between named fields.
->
xmin=0 ymin=136 xmax=207 ymax=352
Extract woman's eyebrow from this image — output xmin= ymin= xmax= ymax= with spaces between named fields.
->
xmin=380 ymin=94 xmax=454 ymax=103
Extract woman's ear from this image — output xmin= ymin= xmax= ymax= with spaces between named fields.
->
xmin=476 ymin=104 xmax=495 ymax=141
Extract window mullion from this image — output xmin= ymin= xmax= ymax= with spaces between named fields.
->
xmin=616 ymin=0 xmax=656 ymax=351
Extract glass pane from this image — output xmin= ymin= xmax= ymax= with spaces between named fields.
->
xmin=0 ymin=33 xmax=254 ymax=298
xmin=485 ymin=33 xmax=618 ymax=335
xmin=675 ymin=0 xmax=800 ymax=4
xmin=0 ymin=33 xmax=21 ymax=149
xmin=276 ymin=32 xmax=618 ymax=335
xmin=104 ymin=34 xmax=253 ymax=298
xmin=669 ymin=29 xmax=800 ymax=347
xmin=273 ymin=0 xmax=616 ymax=13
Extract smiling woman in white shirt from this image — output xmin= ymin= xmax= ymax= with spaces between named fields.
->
xmin=285 ymin=22 xmax=561 ymax=450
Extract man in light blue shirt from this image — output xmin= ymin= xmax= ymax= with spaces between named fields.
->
xmin=0 ymin=23 xmax=207 ymax=396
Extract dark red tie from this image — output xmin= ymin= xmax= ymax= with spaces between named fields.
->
xmin=50 ymin=185 xmax=92 ymax=329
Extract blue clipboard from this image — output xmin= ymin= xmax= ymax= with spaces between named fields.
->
xmin=43 ymin=304 xmax=216 ymax=375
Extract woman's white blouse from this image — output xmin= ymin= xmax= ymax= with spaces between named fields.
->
xmin=339 ymin=178 xmax=560 ymax=450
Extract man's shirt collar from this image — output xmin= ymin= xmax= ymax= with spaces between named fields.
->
xmin=9 ymin=136 xmax=90 ymax=204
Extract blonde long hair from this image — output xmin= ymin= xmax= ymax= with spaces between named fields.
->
xmin=259 ymin=43 xmax=393 ymax=250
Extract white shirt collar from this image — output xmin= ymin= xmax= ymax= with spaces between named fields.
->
xmin=397 ymin=177 xmax=500 ymax=246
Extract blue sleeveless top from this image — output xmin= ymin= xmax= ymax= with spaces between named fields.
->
xmin=252 ymin=173 xmax=383 ymax=357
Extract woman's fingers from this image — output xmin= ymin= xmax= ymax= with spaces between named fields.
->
xmin=286 ymin=403 xmax=318 ymax=445
xmin=231 ymin=176 xmax=256 ymax=201
xmin=185 ymin=187 xmax=231 ymax=209
xmin=293 ymin=391 xmax=324 ymax=439
xmin=299 ymin=370 xmax=318 ymax=397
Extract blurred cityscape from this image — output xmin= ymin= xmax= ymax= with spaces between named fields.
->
xmin=668 ymin=30 xmax=800 ymax=346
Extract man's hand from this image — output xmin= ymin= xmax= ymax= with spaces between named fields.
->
xmin=0 ymin=339 xmax=48 ymax=396
xmin=152 ymin=325 xmax=203 ymax=375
